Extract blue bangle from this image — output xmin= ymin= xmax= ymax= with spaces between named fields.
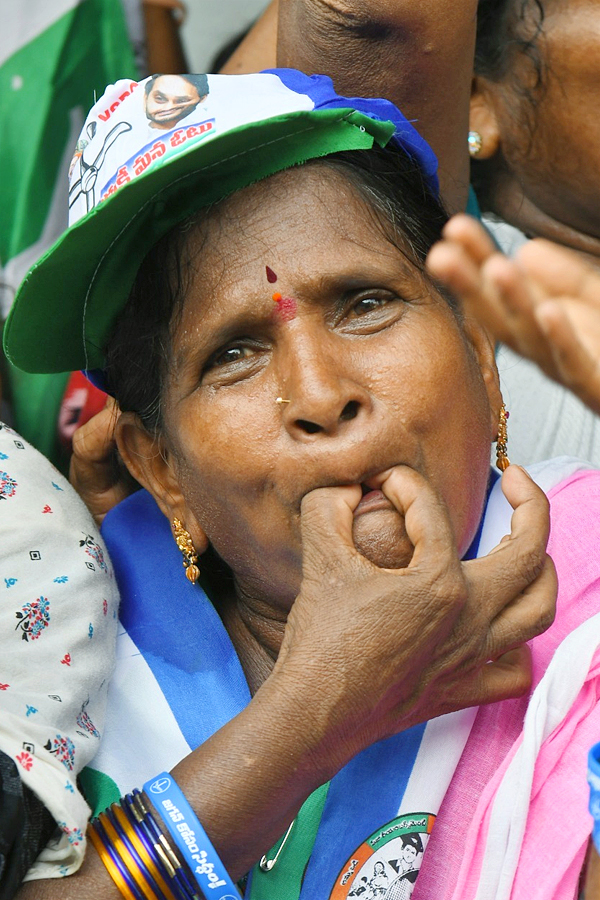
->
xmin=588 ymin=743 xmax=600 ymax=854
xmin=92 ymin=815 xmax=147 ymax=900
xmin=135 ymin=793 xmax=200 ymax=900
xmin=123 ymin=791 xmax=199 ymax=900
xmin=104 ymin=806 xmax=170 ymax=900
xmin=143 ymin=773 xmax=242 ymax=900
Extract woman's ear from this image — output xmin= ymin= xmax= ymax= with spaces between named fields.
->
xmin=115 ymin=411 xmax=209 ymax=553
xmin=462 ymin=317 xmax=504 ymax=438
xmin=469 ymin=75 xmax=501 ymax=160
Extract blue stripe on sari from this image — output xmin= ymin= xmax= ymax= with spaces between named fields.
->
xmin=102 ymin=489 xmax=251 ymax=749
xmin=301 ymin=725 xmax=426 ymax=896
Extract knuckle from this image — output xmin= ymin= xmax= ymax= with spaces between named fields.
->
xmin=430 ymin=568 xmax=468 ymax=613
xmin=531 ymin=598 xmax=556 ymax=636
xmin=513 ymin=540 xmax=546 ymax=585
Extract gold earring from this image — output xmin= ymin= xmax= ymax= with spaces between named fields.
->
xmin=172 ymin=517 xmax=200 ymax=583
xmin=496 ymin=403 xmax=510 ymax=472
xmin=468 ymin=130 xmax=483 ymax=158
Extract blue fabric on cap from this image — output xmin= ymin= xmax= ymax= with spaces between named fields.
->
xmin=265 ymin=69 xmax=439 ymax=196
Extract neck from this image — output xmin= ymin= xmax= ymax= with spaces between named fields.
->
xmin=219 ymin=586 xmax=287 ymax=695
xmin=487 ymin=171 xmax=600 ymax=267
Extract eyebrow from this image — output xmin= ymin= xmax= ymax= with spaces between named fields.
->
xmin=171 ymin=255 xmax=424 ymax=373
xmin=172 ymin=307 xmax=272 ymax=376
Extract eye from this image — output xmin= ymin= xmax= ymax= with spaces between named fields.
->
xmin=336 ymin=289 xmax=407 ymax=335
xmin=208 ymin=344 xmax=254 ymax=369
xmin=351 ymin=295 xmax=390 ymax=315
xmin=200 ymin=340 xmax=267 ymax=387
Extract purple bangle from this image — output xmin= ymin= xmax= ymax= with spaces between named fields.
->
xmin=121 ymin=793 xmax=175 ymax=884
xmin=143 ymin=773 xmax=241 ymax=900
xmin=138 ymin=792 xmax=201 ymax=900
xmin=105 ymin=805 xmax=168 ymax=900
xmin=91 ymin=816 xmax=147 ymax=900
xmin=122 ymin=793 xmax=194 ymax=900
xmin=124 ymin=790 xmax=200 ymax=900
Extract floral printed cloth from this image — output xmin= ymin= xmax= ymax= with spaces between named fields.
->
xmin=0 ymin=423 xmax=119 ymax=880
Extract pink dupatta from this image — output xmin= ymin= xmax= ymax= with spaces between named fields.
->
xmin=413 ymin=467 xmax=600 ymax=900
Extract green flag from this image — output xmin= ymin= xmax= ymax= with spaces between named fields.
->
xmin=0 ymin=0 xmax=138 ymax=466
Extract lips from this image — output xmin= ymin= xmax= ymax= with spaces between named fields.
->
xmin=354 ymin=483 xmax=394 ymax=517
xmin=295 ymin=466 xmax=399 ymax=516
xmin=157 ymin=107 xmax=186 ymax=118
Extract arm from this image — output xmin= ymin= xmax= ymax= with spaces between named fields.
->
xmin=17 ymin=465 xmax=555 ymax=896
xmin=427 ymin=215 xmax=600 ymax=415
xmin=276 ymin=0 xmax=478 ymax=213
xmin=142 ymin=0 xmax=188 ymax=74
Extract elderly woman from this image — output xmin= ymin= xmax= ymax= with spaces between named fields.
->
xmin=226 ymin=0 xmax=600 ymax=467
xmin=4 ymin=71 xmax=598 ymax=900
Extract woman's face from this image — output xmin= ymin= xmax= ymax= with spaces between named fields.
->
xmin=478 ymin=0 xmax=600 ymax=239
xmin=150 ymin=165 xmax=499 ymax=609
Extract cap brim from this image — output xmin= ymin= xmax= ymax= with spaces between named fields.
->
xmin=4 ymin=108 xmax=393 ymax=374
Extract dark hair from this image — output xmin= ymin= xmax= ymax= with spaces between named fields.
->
xmin=474 ymin=0 xmax=546 ymax=86
xmin=105 ymin=145 xmax=451 ymax=433
xmin=144 ymin=73 xmax=209 ymax=99
xmin=400 ymin=832 xmax=423 ymax=854
xmin=472 ymin=0 xmax=547 ymax=205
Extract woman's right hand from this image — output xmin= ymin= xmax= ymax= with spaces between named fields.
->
xmin=272 ymin=463 xmax=556 ymax=777
xmin=17 ymin=465 xmax=556 ymax=895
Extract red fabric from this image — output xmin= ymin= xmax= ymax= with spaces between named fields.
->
xmin=57 ymin=371 xmax=107 ymax=450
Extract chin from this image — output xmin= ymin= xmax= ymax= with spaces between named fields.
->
xmin=352 ymin=512 xmax=414 ymax=570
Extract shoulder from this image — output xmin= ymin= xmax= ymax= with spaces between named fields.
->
xmin=527 ymin=461 xmax=600 ymax=679
xmin=544 ymin=464 xmax=600 ymax=571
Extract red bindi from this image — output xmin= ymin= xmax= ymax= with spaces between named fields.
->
xmin=266 ymin=266 xmax=278 ymax=283
xmin=272 ymin=293 xmax=297 ymax=322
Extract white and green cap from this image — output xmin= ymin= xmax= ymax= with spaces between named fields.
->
xmin=4 ymin=69 xmax=439 ymax=374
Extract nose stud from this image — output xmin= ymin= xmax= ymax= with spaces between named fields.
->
xmin=276 ymin=397 xmax=291 ymax=405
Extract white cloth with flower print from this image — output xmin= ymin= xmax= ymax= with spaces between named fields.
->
xmin=0 ymin=423 xmax=119 ymax=880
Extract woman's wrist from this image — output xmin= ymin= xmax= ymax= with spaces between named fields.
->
xmin=168 ymin=669 xmax=338 ymax=880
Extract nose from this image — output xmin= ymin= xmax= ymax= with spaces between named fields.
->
xmin=277 ymin=330 xmax=371 ymax=440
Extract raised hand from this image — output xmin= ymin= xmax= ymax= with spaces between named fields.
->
xmin=274 ymin=464 xmax=556 ymax=775
xmin=427 ymin=214 xmax=600 ymax=414
xmin=69 ymin=400 xmax=136 ymax=525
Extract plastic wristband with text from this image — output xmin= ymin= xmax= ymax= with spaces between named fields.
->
xmin=143 ymin=772 xmax=242 ymax=899
xmin=589 ymin=742 xmax=600 ymax=854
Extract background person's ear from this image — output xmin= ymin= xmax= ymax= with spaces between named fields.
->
xmin=115 ymin=411 xmax=209 ymax=554
xmin=469 ymin=76 xmax=501 ymax=160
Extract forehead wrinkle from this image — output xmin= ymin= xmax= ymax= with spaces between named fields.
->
xmin=168 ymin=164 xmax=431 ymax=376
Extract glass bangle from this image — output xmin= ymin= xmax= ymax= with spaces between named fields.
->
xmin=100 ymin=809 xmax=165 ymax=900
xmin=88 ymin=822 xmax=142 ymax=900
xmin=111 ymin=803 xmax=180 ymax=900
xmin=93 ymin=815 xmax=149 ymax=900
xmin=138 ymin=792 xmax=201 ymax=900
xmin=126 ymin=790 xmax=200 ymax=900
xmin=142 ymin=773 xmax=242 ymax=900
